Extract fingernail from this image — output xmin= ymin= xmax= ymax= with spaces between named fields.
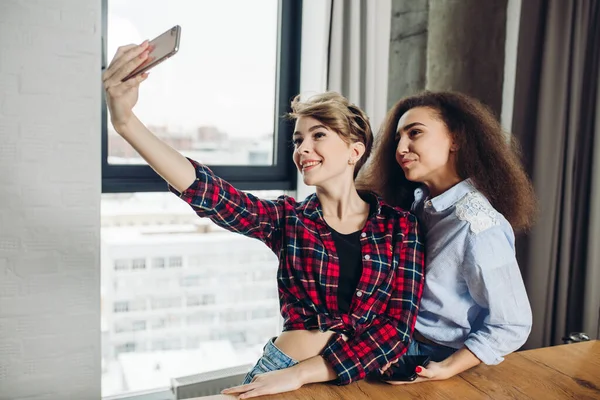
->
xmin=416 ymin=366 xmax=423 ymax=373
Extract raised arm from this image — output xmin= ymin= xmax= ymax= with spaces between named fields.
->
xmin=103 ymin=42 xmax=195 ymax=192
xmin=103 ymin=42 xmax=285 ymax=250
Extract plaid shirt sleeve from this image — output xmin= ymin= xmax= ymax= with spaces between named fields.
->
xmin=168 ymin=158 xmax=285 ymax=252
xmin=321 ymin=214 xmax=425 ymax=385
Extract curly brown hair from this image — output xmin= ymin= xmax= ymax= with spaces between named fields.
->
xmin=358 ymin=91 xmax=537 ymax=232
xmin=287 ymin=92 xmax=373 ymax=179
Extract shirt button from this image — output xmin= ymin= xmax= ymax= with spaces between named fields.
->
xmin=364 ymin=255 xmax=370 ymax=261
xmin=356 ymin=291 xmax=363 ymax=297
xmin=360 ymin=232 xmax=367 ymax=238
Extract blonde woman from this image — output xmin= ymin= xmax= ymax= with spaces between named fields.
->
xmin=103 ymin=42 xmax=425 ymax=398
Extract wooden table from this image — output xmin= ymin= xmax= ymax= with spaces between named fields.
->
xmin=195 ymin=340 xmax=600 ymax=399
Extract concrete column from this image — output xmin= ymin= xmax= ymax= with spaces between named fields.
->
xmin=387 ymin=0 xmax=429 ymax=108
xmin=426 ymin=0 xmax=508 ymax=116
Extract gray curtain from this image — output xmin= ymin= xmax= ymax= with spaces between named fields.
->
xmin=327 ymin=0 xmax=368 ymax=103
xmin=512 ymin=0 xmax=600 ymax=348
xmin=326 ymin=0 xmax=392 ymax=131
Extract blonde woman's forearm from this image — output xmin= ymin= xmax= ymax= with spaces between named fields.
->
xmin=116 ymin=115 xmax=196 ymax=192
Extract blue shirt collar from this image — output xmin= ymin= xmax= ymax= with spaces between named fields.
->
xmin=415 ymin=179 xmax=476 ymax=212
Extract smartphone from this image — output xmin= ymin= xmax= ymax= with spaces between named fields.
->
xmin=374 ymin=355 xmax=431 ymax=382
xmin=122 ymin=25 xmax=181 ymax=82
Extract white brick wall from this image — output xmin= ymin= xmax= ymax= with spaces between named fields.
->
xmin=0 ymin=1 xmax=101 ymax=399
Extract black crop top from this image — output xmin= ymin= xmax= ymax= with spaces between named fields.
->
xmin=330 ymin=228 xmax=363 ymax=314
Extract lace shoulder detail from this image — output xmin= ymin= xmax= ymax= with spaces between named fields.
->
xmin=455 ymin=192 xmax=500 ymax=234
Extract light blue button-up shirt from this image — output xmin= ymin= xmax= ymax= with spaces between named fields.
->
xmin=413 ymin=179 xmax=532 ymax=365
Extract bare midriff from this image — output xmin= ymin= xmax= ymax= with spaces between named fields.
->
xmin=274 ymin=329 xmax=337 ymax=362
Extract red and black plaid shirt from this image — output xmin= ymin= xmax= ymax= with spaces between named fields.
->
xmin=170 ymin=159 xmax=425 ymax=385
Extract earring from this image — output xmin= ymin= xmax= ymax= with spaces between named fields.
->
xmin=348 ymin=159 xmax=356 ymax=165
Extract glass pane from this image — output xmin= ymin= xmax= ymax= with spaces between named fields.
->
xmin=106 ymin=0 xmax=278 ymax=166
xmin=101 ymin=191 xmax=283 ymax=397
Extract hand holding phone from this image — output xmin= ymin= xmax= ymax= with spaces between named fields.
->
xmin=371 ymin=355 xmax=431 ymax=382
xmin=121 ymin=25 xmax=181 ymax=82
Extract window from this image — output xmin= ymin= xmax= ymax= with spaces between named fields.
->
xmin=151 ymin=257 xmax=165 ymax=269
xmin=101 ymin=0 xmax=299 ymax=397
xmin=132 ymin=320 xmax=146 ymax=331
xmin=114 ymin=323 xmax=128 ymax=334
xmin=168 ymin=256 xmax=183 ymax=268
xmin=113 ymin=259 xmax=129 ymax=271
xmin=115 ymin=342 xmax=137 ymax=355
xmin=101 ymin=0 xmax=301 ymax=193
xmin=149 ymin=316 xmax=180 ymax=330
xmin=114 ymin=320 xmax=147 ymax=333
xmin=103 ymin=193 xmax=283 ymax=397
xmin=113 ymin=301 xmax=129 ymax=313
xmin=131 ymin=258 xmax=146 ymax=270
xmin=113 ymin=299 xmax=147 ymax=313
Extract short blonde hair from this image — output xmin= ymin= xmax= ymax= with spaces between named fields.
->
xmin=287 ymin=92 xmax=373 ymax=179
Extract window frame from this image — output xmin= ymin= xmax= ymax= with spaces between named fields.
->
xmin=100 ymin=0 xmax=302 ymax=193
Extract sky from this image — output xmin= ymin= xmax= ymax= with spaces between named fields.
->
xmin=107 ymin=0 xmax=279 ymax=137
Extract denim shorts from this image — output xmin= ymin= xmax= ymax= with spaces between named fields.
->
xmin=242 ymin=337 xmax=298 ymax=384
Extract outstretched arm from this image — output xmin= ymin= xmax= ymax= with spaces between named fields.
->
xmin=103 ymin=42 xmax=285 ymax=250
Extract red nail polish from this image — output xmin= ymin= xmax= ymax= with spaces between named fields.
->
xmin=416 ymin=366 xmax=423 ymax=373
